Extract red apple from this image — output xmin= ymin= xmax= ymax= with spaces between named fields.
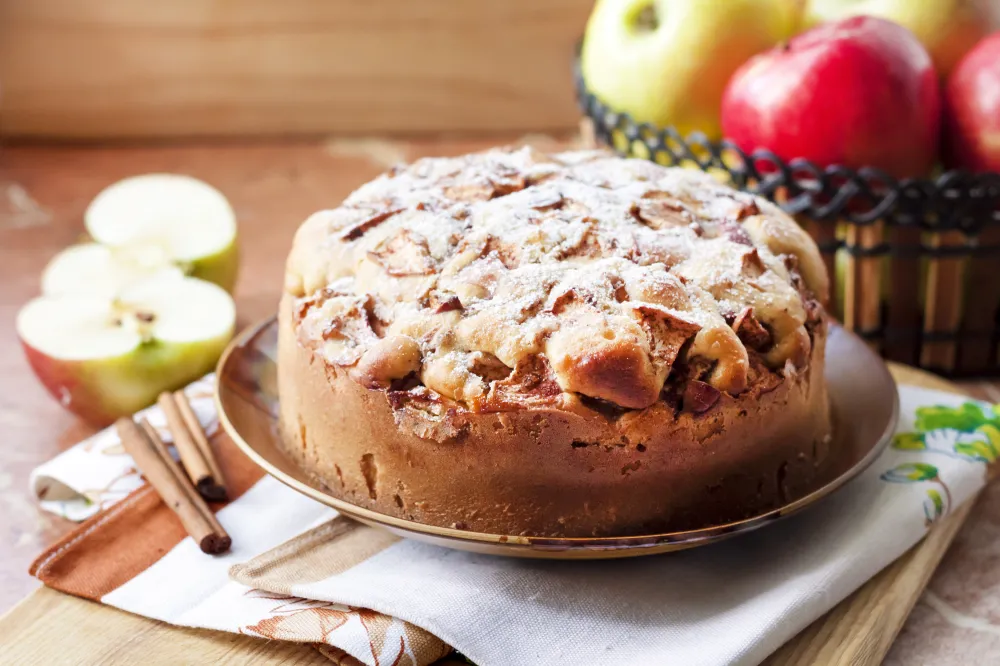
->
xmin=944 ymin=32 xmax=1000 ymax=173
xmin=721 ymin=16 xmax=941 ymax=179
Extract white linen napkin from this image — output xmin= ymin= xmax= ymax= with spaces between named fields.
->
xmin=30 ymin=383 xmax=995 ymax=666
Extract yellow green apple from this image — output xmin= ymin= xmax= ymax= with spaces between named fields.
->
xmin=580 ymin=0 xmax=803 ymax=140
xmin=805 ymin=0 xmax=990 ymax=76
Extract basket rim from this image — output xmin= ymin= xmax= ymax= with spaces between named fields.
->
xmin=572 ymin=51 xmax=1000 ymax=229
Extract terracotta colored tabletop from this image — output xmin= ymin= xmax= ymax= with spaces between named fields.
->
xmin=2 ymin=138 xmax=999 ymax=663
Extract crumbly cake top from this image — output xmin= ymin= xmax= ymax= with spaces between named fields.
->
xmin=285 ymin=147 xmax=828 ymax=413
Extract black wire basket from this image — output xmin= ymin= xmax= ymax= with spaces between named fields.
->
xmin=573 ymin=57 xmax=1000 ymax=377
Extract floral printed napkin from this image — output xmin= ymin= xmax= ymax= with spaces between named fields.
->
xmin=29 ymin=375 xmax=219 ymax=521
xmin=29 ymin=382 xmax=996 ymax=666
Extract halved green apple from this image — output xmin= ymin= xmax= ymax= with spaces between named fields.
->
xmin=85 ymin=174 xmax=239 ymax=292
xmin=17 ymin=274 xmax=235 ymax=425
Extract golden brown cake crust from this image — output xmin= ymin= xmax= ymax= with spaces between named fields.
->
xmin=278 ymin=147 xmax=833 ymax=537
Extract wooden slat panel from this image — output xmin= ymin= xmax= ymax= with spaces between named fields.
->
xmin=803 ymin=216 xmax=837 ymax=312
xmin=0 ymin=0 xmax=591 ymax=138
xmin=921 ymin=231 xmax=968 ymax=372
xmin=959 ymin=225 xmax=1000 ymax=373
xmin=885 ymin=225 xmax=923 ymax=366
xmin=843 ymin=222 xmax=884 ymax=351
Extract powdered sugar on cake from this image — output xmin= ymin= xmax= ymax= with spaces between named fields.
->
xmin=286 ymin=147 xmax=827 ymax=412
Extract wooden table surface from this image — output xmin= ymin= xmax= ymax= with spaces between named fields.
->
xmin=2 ymin=138 xmax=1000 ymax=663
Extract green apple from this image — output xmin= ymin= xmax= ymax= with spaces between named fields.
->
xmin=85 ymin=174 xmax=239 ymax=292
xmin=580 ymin=0 xmax=803 ymax=140
xmin=805 ymin=0 xmax=990 ymax=76
xmin=17 ymin=274 xmax=235 ymax=425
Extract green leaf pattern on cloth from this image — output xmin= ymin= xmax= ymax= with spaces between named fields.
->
xmin=915 ymin=402 xmax=992 ymax=433
xmin=882 ymin=462 xmax=939 ymax=483
xmin=891 ymin=401 xmax=1000 ymax=463
xmin=883 ymin=400 xmax=998 ymax=526
xmin=923 ymin=488 xmax=944 ymax=524
xmin=891 ymin=432 xmax=926 ymax=451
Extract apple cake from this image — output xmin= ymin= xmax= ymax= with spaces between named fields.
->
xmin=278 ymin=147 xmax=833 ymax=537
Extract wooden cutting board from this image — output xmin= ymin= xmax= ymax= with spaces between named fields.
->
xmin=0 ymin=364 xmax=980 ymax=665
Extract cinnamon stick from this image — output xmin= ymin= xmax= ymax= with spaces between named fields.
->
xmin=139 ymin=419 xmax=229 ymax=552
xmin=115 ymin=417 xmax=231 ymax=555
xmin=173 ymin=390 xmax=228 ymax=499
xmin=157 ymin=392 xmax=227 ymax=501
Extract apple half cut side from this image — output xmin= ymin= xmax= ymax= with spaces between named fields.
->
xmin=85 ymin=174 xmax=239 ymax=292
xmin=41 ymin=243 xmax=184 ymax=299
xmin=17 ymin=275 xmax=236 ymax=425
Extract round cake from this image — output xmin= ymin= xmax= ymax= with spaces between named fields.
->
xmin=278 ymin=147 xmax=833 ymax=537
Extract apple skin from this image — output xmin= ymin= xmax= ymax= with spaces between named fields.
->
xmin=581 ymin=0 xmax=802 ymax=140
xmin=943 ymin=32 xmax=1000 ymax=174
xmin=20 ymin=332 xmax=231 ymax=426
xmin=721 ymin=16 xmax=941 ymax=179
xmin=189 ymin=239 xmax=240 ymax=293
xmin=805 ymin=0 xmax=990 ymax=76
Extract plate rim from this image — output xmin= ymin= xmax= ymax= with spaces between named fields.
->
xmin=216 ymin=316 xmax=900 ymax=553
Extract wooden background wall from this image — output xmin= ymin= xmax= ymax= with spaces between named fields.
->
xmin=3 ymin=1 xmax=999 ymax=139
xmin=0 ymin=0 xmax=593 ymax=139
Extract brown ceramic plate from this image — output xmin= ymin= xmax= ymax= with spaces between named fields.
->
xmin=216 ymin=318 xmax=898 ymax=559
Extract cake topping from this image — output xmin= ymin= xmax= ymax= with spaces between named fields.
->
xmin=286 ymin=147 xmax=827 ymax=412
